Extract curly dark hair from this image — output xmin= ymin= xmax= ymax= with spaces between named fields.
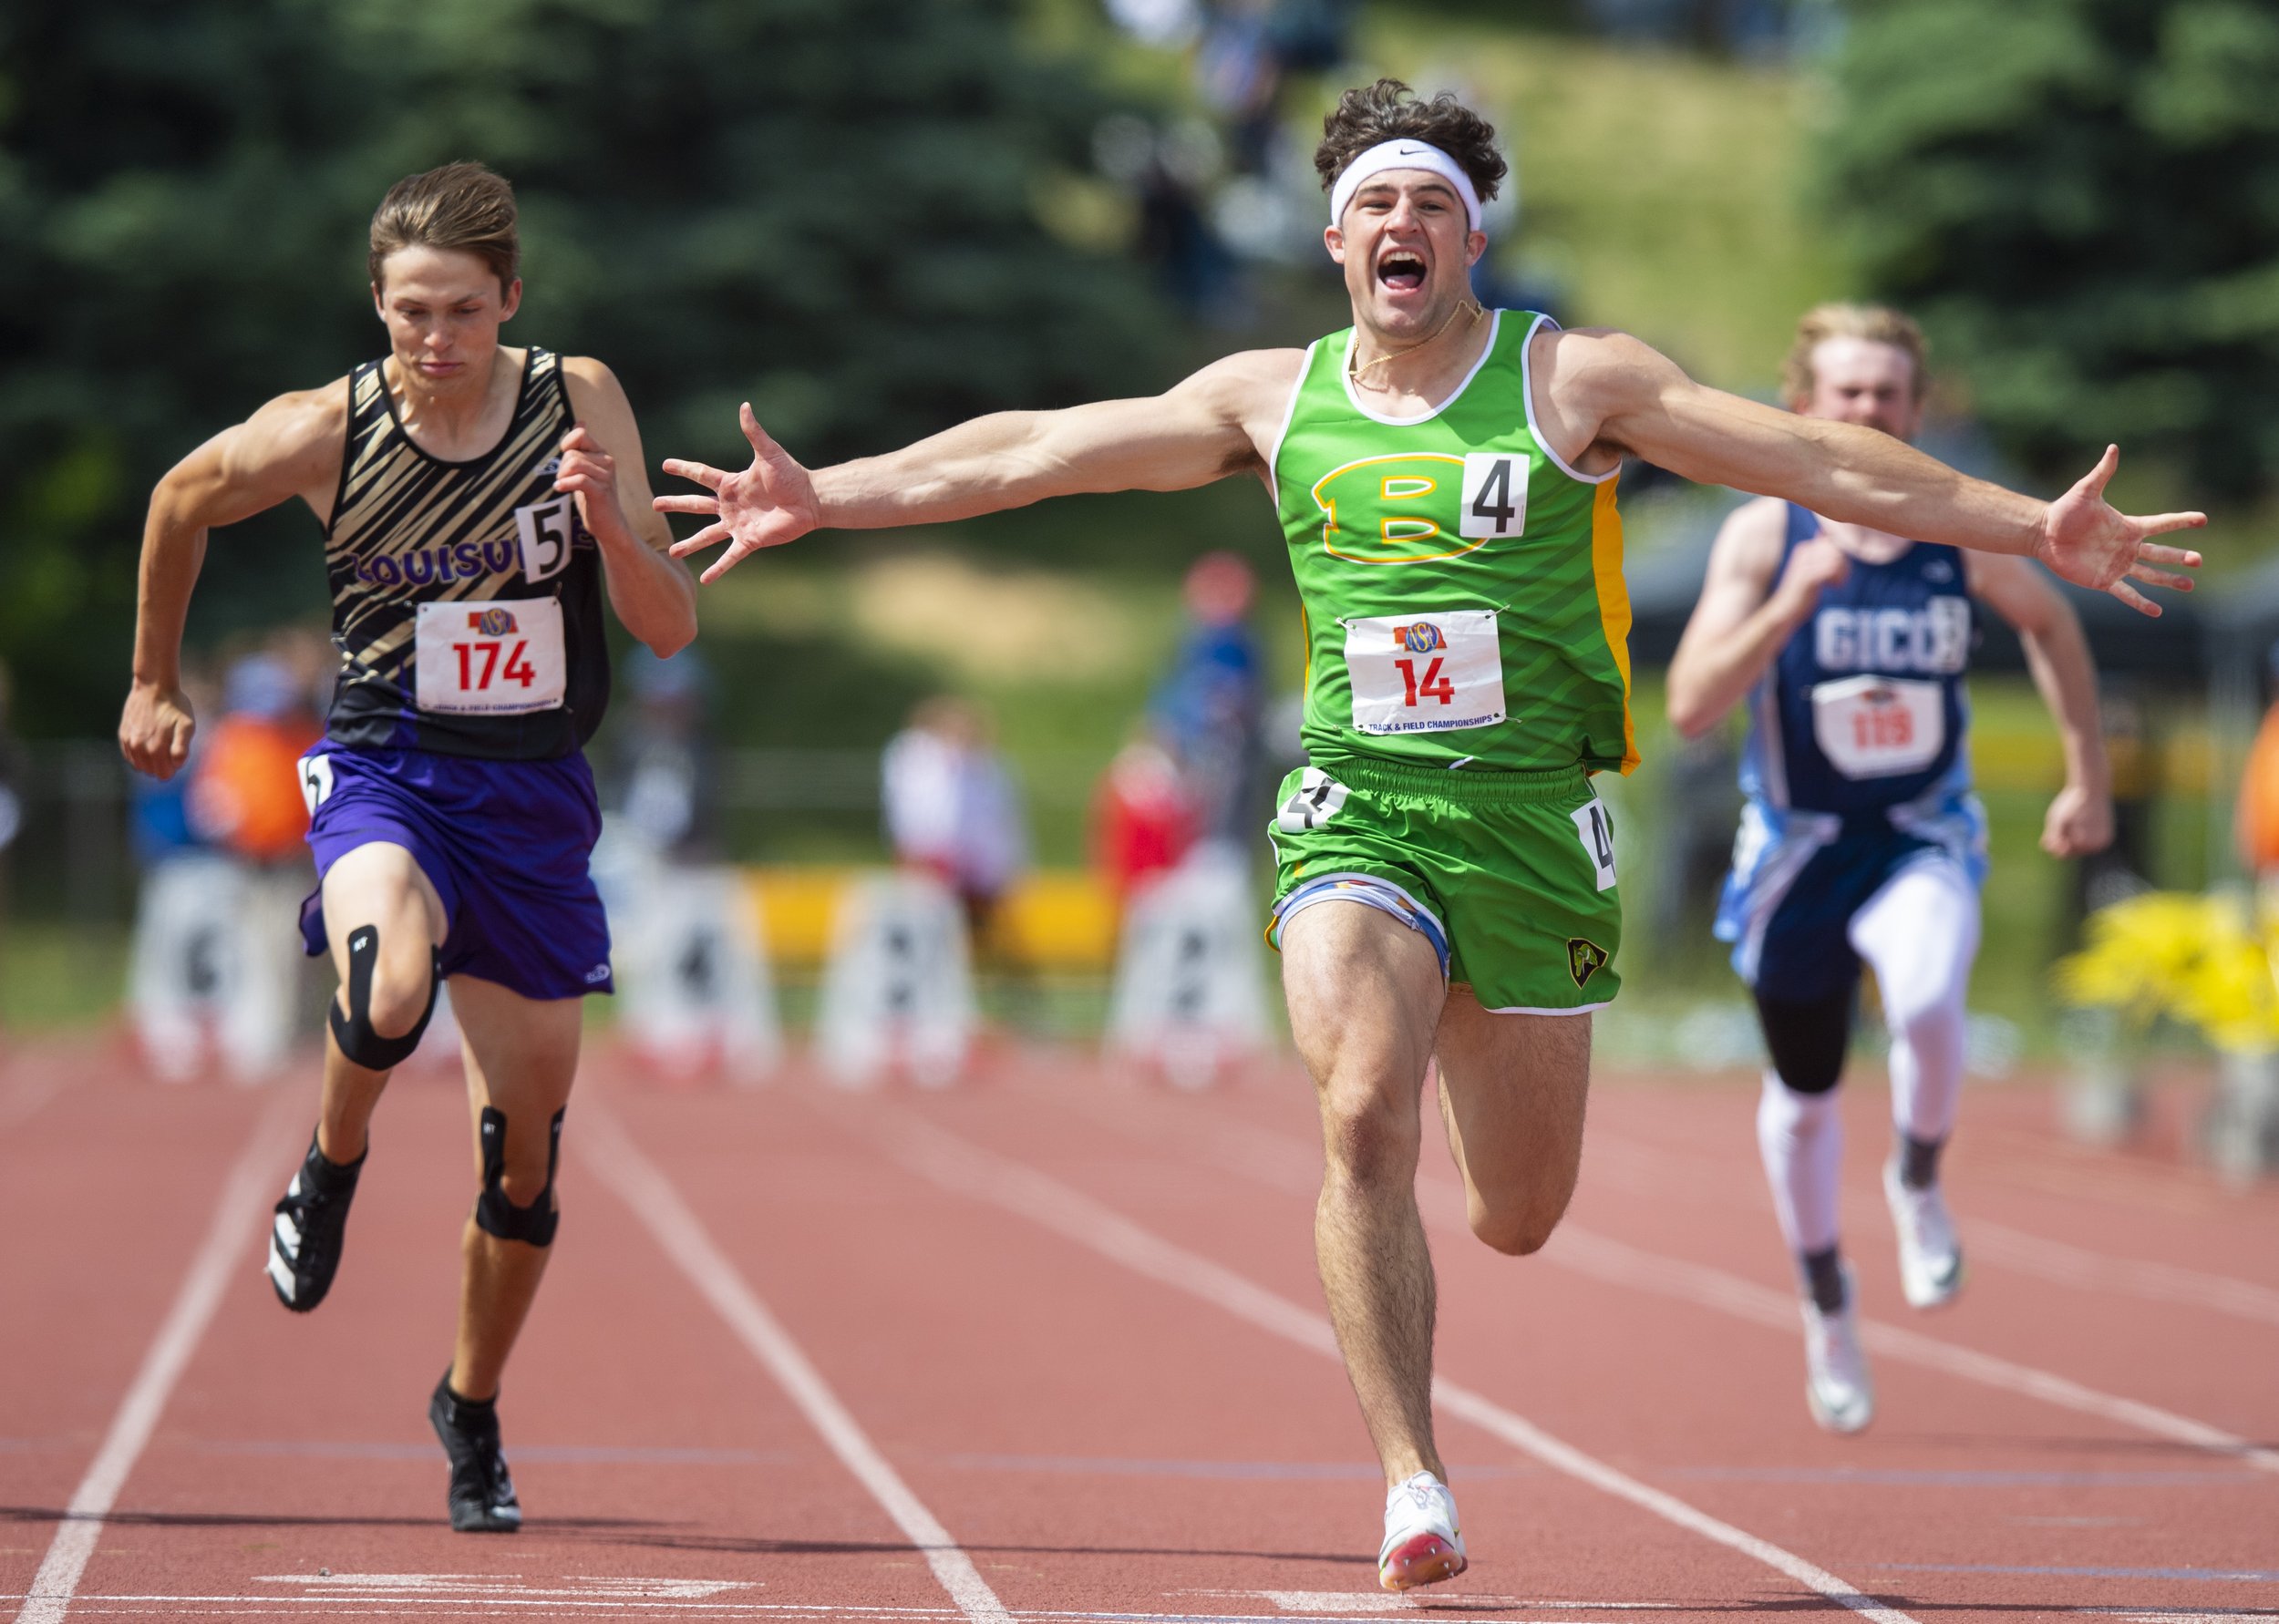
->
xmin=1314 ymin=79 xmax=1508 ymax=209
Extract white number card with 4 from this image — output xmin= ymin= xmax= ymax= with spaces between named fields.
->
xmin=1344 ymin=610 xmax=1505 ymax=735
xmin=414 ymin=595 xmax=567 ymax=715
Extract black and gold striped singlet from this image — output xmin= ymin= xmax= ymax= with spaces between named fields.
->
xmin=322 ymin=346 xmax=609 ymax=760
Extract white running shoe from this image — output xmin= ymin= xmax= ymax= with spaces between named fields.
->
xmin=1883 ymin=1156 xmax=1966 ymax=1310
xmin=1800 ymin=1268 xmax=1874 ymax=1434
xmin=1378 ymin=1470 xmax=1467 ymax=1591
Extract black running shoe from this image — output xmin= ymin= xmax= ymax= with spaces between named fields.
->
xmin=428 ymin=1374 xmax=522 ymax=1533
xmin=266 ymin=1134 xmax=364 ymax=1312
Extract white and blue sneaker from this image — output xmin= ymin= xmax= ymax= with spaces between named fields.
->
xmin=1801 ymin=1267 xmax=1874 ymax=1434
xmin=1378 ymin=1470 xmax=1467 ymax=1590
xmin=1884 ymin=1157 xmax=1965 ymax=1310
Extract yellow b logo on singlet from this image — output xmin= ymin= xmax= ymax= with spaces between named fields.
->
xmin=1310 ymin=454 xmax=1482 ymax=566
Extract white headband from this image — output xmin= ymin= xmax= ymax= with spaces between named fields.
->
xmin=1328 ymin=139 xmax=1483 ymax=234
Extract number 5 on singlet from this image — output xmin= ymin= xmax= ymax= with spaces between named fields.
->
xmin=516 ymin=495 xmax=576 ymax=583
xmin=414 ymin=595 xmax=567 ymax=715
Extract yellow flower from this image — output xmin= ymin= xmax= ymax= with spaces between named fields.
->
xmin=2055 ymin=891 xmax=2279 ymax=1054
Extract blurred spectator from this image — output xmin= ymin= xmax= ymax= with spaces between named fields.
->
xmin=1105 ymin=0 xmax=1201 ymax=46
xmin=1583 ymin=0 xmax=1800 ymax=57
xmin=2238 ymin=648 xmax=2279 ymax=882
xmin=0 ymin=663 xmax=21 ymax=992
xmin=0 ymin=662 xmax=21 ymax=865
xmin=614 ymin=646 xmax=717 ymax=859
xmin=1140 ymin=127 xmax=1246 ymax=324
xmin=1092 ymin=731 xmax=1196 ymax=907
xmin=1150 ymin=551 xmax=1265 ymax=848
xmin=269 ymin=624 xmax=338 ymax=719
xmin=2076 ymin=684 xmax=2158 ymax=921
xmin=881 ymin=696 xmax=1029 ymax=935
xmin=129 ymin=659 xmax=220 ymax=867
xmin=1651 ymin=727 xmax=1739 ymax=945
xmin=188 ymin=649 xmax=324 ymax=865
xmin=1197 ymin=0 xmax=1355 ymax=173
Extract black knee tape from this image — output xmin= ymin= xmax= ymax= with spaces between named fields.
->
xmin=328 ymin=928 xmax=440 ymax=1071
xmin=1754 ymin=984 xmax=1855 ymax=1095
xmin=474 ymin=1105 xmax=563 ymax=1247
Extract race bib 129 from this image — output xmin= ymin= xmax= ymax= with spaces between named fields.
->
xmin=1810 ymin=674 xmax=1944 ymax=779
xmin=414 ymin=595 xmax=566 ymax=715
xmin=1344 ymin=610 xmax=1505 ymax=735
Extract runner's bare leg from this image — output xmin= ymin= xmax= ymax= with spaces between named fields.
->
xmin=1431 ymin=992 xmax=1592 ymax=1255
xmin=446 ymin=974 xmax=582 ymax=1402
xmin=1283 ymin=900 xmax=1449 ymax=1486
xmin=315 ymin=842 xmax=448 ymax=1162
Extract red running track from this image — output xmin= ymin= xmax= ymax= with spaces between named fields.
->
xmin=2 ymin=1033 xmax=2274 ymax=1624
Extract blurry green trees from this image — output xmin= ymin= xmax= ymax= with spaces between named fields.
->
xmin=1823 ymin=0 xmax=2279 ymax=501
xmin=0 ymin=0 xmax=1162 ymax=737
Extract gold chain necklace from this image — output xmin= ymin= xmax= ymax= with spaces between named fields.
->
xmin=1347 ymin=298 xmax=1485 ymax=386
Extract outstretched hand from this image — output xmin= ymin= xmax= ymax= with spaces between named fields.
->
xmin=2036 ymin=446 xmax=2203 ymax=617
xmin=655 ymin=403 xmax=819 ymax=583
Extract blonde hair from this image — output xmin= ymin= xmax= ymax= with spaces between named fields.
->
xmin=1782 ymin=303 xmax=1928 ymax=406
xmin=368 ymin=161 xmax=520 ymax=293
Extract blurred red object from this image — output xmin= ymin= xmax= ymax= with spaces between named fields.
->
xmin=2240 ymin=704 xmax=2279 ymax=874
xmin=1092 ymin=738 xmax=1195 ymax=904
xmin=190 ymin=713 xmax=322 ymax=862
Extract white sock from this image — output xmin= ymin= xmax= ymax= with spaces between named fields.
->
xmin=1851 ymin=862 xmax=1980 ymax=1160
xmin=1756 ymin=1070 xmax=1843 ymax=1259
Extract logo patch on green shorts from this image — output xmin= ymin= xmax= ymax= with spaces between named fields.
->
xmin=1566 ymin=937 xmax=1609 ymax=989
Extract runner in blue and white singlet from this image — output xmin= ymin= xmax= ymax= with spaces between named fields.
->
xmin=1666 ymin=305 xmax=2117 ymax=1437
xmin=1717 ymin=499 xmax=1986 ymax=998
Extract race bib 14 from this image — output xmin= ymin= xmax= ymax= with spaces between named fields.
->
xmin=414 ymin=596 xmax=566 ymax=716
xmin=1344 ymin=610 xmax=1505 ymax=735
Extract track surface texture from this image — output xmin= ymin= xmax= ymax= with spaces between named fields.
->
xmin=2 ymin=1033 xmax=2274 ymax=1624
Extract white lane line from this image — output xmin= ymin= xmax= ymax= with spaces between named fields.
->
xmin=871 ymin=1112 xmax=1918 ymax=1624
xmin=1542 ymin=1227 xmax=2279 ymax=1475
xmin=1964 ymin=1217 xmax=2279 ymax=1330
xmin=0 ymin=1603 xmax=1679 ymax=1624
xmin=1188 ymin=1596 xmax=1681 ymax=1617
xmin=1134 ymin=1105 xmax=2279 ymax=1475
xmin=14 ymin=1090 xmax=302 ymax=1624
xmin=578 ymin=1103 xmax=1012 ymax=1624
xmin=1585 ymin=1127 xmax=2279 ymax=1333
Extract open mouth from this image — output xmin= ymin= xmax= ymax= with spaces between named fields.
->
xmin=1377 ymin=252 xmax=1427 ymax=293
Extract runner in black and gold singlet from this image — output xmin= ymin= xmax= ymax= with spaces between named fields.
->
xmin=323 ymin=344 xmax=611 ymax=759
xmin=119 ymin=163 xmax=696 ymax=1534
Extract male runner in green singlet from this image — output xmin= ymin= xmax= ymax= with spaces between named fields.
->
xmin=659 ymin=81 xmax=2202 ymax=1587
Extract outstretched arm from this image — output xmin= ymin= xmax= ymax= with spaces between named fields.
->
xmin=1532 ymin=328 xmax=2202 ymax=617
xmin=120 ymin=386 xmax=345 ymax=779
xmin=1968 ymin=551 xmax=2112 ymax=858
xmin=657 ymin=349 xmax=1303 ymax=582
xmin=1666 ymin=499 xmax=1851 ymax=738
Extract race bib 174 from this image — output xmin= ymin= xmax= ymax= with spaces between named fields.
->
xmin=1343 ymin=610 xmax=1505 ymax=735
xmin=414 ymin=596 xmax=567 ymax=716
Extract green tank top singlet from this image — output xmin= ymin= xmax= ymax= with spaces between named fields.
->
xmin=1270 ymin=309 xmax=1637 ymax=776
